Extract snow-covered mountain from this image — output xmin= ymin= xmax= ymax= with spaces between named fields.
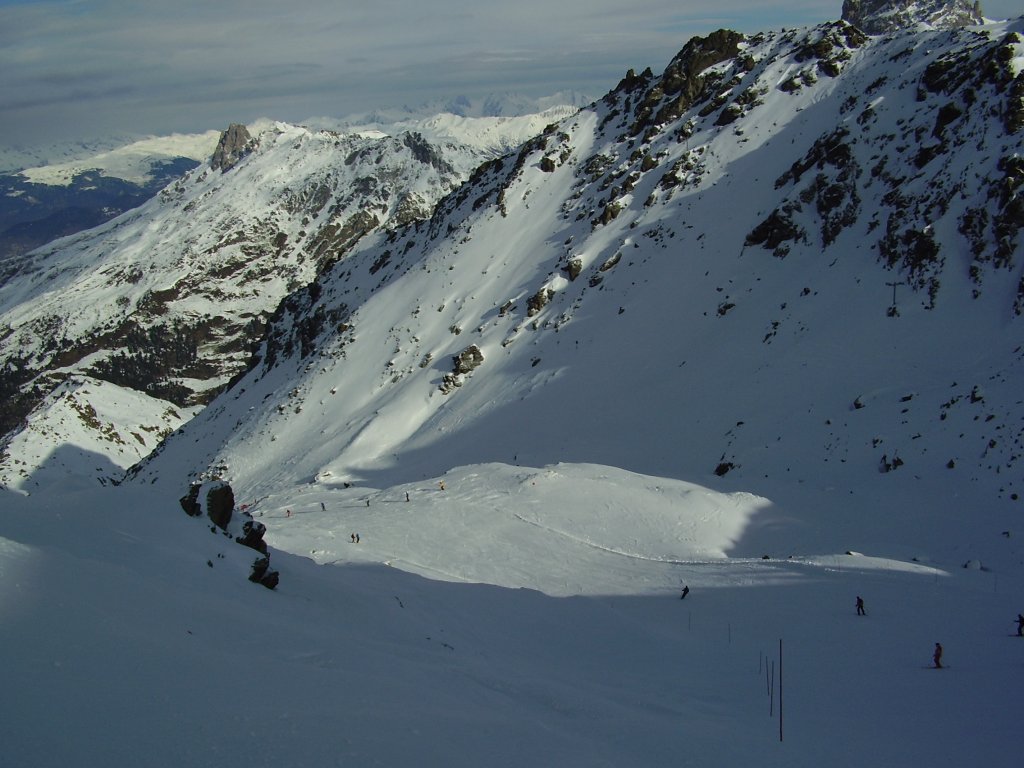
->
xmin=0 ymin=104 xmax=584 ymax=265
xmin=0 ymin=110 xmax=580 ymax=488
xmin=126 ymin=13 xmax=1024 ymax=556
xmin=3 ymin=4 xmax=1024 ymax=766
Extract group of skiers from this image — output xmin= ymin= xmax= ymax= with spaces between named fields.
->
xmin=855 ymin=597 xmax=1024 ymax=668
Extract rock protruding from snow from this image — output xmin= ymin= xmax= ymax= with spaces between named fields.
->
xmin=180 ymin=479 xmax=278 ymax=588
xmin=842 ymin=0 xmax=984 ymax=35
xmin=210 ymin=123 xmax=254 ymax=172
xmin=180 ymin=479 xmax=234 ymax=528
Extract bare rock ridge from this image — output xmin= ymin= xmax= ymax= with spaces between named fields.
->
xmin=210 ymin=123 xmax=254 ymax=172
xmin=842 ymin=0 xmax=984 ymax=34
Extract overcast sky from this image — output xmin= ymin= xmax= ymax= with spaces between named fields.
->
xmin=1 ymin=0 xmax=1020 ymax=149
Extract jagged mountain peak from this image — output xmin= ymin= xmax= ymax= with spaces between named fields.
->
xmin=209 ymin=123 xmax=255 ymax=172
xmin=842 ymin=0 xmax=985 ymax=34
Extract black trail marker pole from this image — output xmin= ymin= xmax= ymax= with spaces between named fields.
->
xmin=886 ymin=281 xmax=903 ymax=317
xmin=779 ymin=638 xmax=784 ymax=743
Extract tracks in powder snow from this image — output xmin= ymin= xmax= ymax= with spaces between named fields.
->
xmin=511 ymin=512 xmax=762 ymax=570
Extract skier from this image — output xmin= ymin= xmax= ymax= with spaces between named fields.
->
xmin=1016 ymin=613 xmax=1024 ymax=637
xmin=321 ymin=502 xmax=326 ymax=511
xmin=405 ymin=492 xmax=410 ymax=502
xmin=356 ymin=533 xmax=361 ymax=544
xmin=439 ymin=480 xmax=446 ymax=491
xmin=933 ymin=642 xmax=943 ymax=669
xmin=680 ymin=585 xmax=690 ymax=600
xmin=856 ymin=596 xmax=866 ymax=616
xmin=350 ymin=533 xmax=356 ymax=543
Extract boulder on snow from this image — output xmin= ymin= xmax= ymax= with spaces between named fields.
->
xmin=526 ymin=288 xmax=554 ymax=317
xmin=236 ymin=519 xmax=268 ymax=554
xmin=204 ymin=481 xmax=235 ymax=530
xmin=249 ymin=556 xmax=279 ymax=589
xmin=452 ymin=345 xmax=484 ymax=375
xmin=179 ymin=484 xmax=202 ymax=517
xmin=179 ymin=480 xmax=234 ymax=529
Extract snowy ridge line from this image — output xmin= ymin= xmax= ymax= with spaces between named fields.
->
xmin=380 ymin=557 xmax=475 ymax=583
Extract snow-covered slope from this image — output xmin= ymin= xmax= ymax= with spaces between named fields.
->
xmin=0 ymin=133 xmax=145 ymax=175
xmin=2 ymin=460 xmax=1022 ymax=767
xmin=0 ymin=113 xmax=575 ymax=490
xmin=0 ymin=376 xmax=198 ymax=491
xmin=132 ymin=17 xmax=1023 ymax=564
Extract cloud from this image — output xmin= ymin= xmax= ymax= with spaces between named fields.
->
xmin=0 ymin=0 xmax=1019 ymax=148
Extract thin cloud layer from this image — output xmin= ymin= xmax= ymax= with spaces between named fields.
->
xmin=0 ymin=0 xmax=1019 ymax=148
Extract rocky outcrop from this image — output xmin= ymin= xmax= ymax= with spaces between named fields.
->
xmin=629 ymin=29 xmax=746 ymax=138
xmin=453 ymin=345 xmax=484 ymax=375
xmin=180 ymin=480 xmax=278 ymax=588
xmin=180 ymin=479 xmax=235 ymax=528
xmin=439 ymin=345 xmax=485 ymax=394
xmin=210 ymin=123 xmax=254 ymax=172
xmin=842 ymin=1 xmax=984 ymax=35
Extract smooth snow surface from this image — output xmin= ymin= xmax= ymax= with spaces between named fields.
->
xmin=1 ymin=464 xmax=1021 ymax=767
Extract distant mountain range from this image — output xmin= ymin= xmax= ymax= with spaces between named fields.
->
xmin=0 ymin=94 xmax=594 ymax=266
xmin=0 ymin=132 xmax=221 ymax=263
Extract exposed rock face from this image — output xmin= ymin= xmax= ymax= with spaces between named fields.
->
xmin=204 ymin=481 xmax=234 ymax=529
xmin=210 ymin=123 xmax=254 ymax=172
xmin=628 ymin=29 xmax=746 ymax=139
xmin=842 ymin=1 xmax=984 ymax=35
xmin=179 ymin=479 xmax=234 ymax=528
xmin=236 ymin=519 xmax=268 ymax=554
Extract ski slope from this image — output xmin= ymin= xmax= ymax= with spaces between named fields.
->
xmin=1 ymin=461 xmax=1021 ymax=767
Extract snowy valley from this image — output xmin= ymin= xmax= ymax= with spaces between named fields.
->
xmin=1 ymin=2 xmax=1024 ymax=766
